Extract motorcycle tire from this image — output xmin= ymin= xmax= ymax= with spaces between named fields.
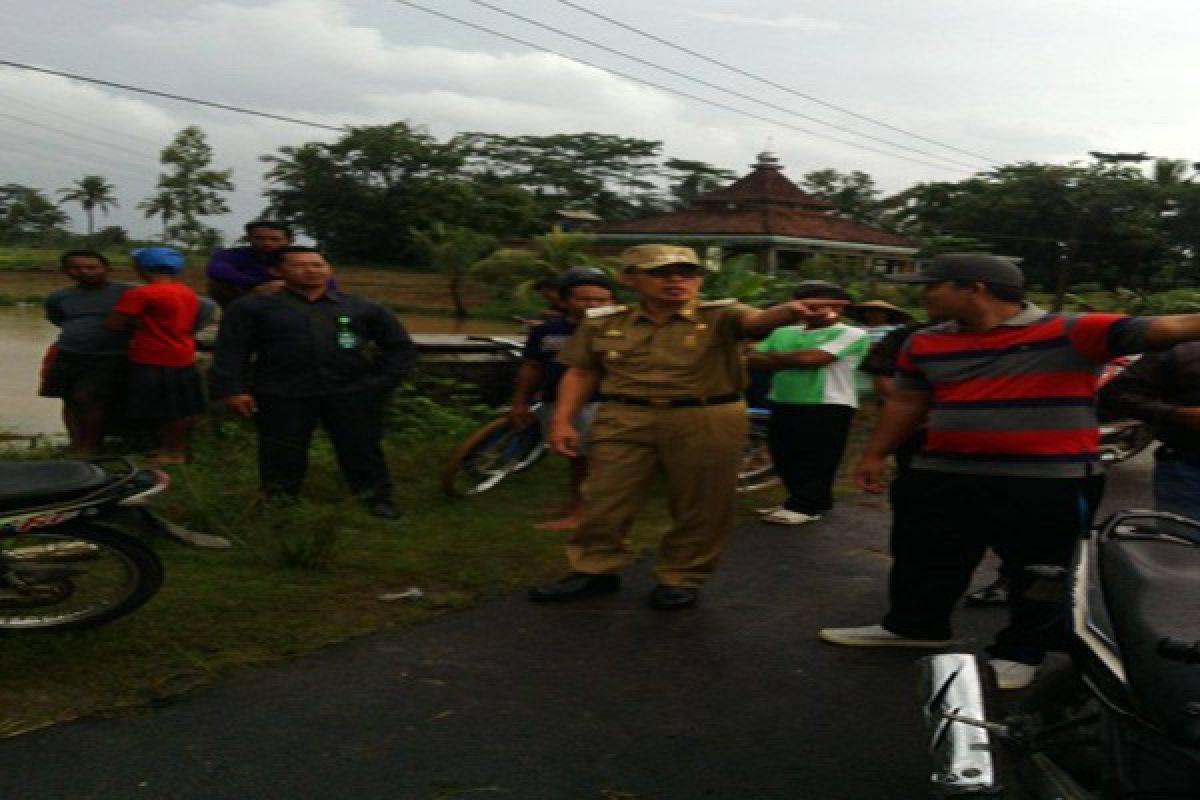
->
xmin=0 ymin=522 xmax=164 ymax=631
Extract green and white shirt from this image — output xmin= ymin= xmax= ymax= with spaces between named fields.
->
xmin=754 ymin=323 xmax=871 ymax=408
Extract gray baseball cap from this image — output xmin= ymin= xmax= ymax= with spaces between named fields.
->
xmin=887 ymin=253 xmax=1024 ymax=288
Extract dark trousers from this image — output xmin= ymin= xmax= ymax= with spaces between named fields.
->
xmin=767 ymin=403 xmax=856 ymax=515
xmin=883 ymin=468 xmax=1104 ymax=664
xmin=255 ymin=390 xmax=392 ymax=500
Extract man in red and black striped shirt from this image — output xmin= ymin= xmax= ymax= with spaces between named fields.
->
xmin=819 ymin=253 xmax=1200 ymax=690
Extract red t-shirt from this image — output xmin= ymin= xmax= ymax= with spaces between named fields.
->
xmin=112 ymin=282 xmax=200 ymax=367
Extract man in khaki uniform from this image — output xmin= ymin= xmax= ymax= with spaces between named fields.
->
xmin=529 ymin=244 xmax=816 ymax=609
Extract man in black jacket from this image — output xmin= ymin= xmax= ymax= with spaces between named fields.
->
xmin=211 ymin=246 xmax=417 ymax=519
xmin=1099 ymin=343 xmax=1200 ymax=520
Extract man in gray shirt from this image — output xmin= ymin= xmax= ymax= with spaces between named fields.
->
xmin=40 ymin=250 xmax=133 ymax=457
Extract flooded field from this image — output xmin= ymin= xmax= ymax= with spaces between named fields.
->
xmin=0 ymin=307 xmax=514 ymax=436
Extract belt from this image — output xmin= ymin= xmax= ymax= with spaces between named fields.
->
xmin=600 ymin=392 xmax=741 ymax=408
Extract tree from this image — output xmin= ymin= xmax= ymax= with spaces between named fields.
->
xmin=470 ymin=230 xmax=616 ymax=294
xmin=410 ymin=223 xmax=496 ymax=318
xmin=262 ymin=122 xmax=540 ymax=262
xmin=662 ymin=158 xmax=737 ymax=209
xmin=151 ymin=126 xmax=233 ymax=251
xmin=137 ymin=192 xmax=177 ymax=243
xmin=57 ymin=175 xmax=118 ymax=239
xmin=801 ymin=169 xmax=881 ymax=223
xmin=456 ymin=132 xmax=664 ymax=220
xmin=0 ymin=184 xmax=69 ymax=245
xmin=882 ymin=160 xmax=1181 ymax=299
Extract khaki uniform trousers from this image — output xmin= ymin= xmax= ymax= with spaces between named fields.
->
xmin=566 ymin=401 xmax=747 ymax=587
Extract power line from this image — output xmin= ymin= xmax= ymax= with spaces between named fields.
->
xmin=0 ymin=60 xmax=347 ymax=133
xmin=557 ymin=0 xmax=1000 ymax=165
xmin=463 ymin=0 xmax=986 ymax=171
xmin=389 ymin=0 xmax=973 ymax=174
xmin=0 ymin=91 xmax=167 ymax=148
xmin=0 ymin=110 xmax=156 ymax=162
xmin=0 ymin=95 xmax=266 ymax=178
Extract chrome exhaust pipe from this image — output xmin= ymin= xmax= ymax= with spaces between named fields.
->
xmin=918 ymin=654 xmax=1000 ymax=796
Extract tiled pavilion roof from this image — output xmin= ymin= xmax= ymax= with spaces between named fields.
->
xmin=599 ymin=152 xmax=918 ymax=250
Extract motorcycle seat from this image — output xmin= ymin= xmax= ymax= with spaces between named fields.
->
xmin=1100 ymin=536 xmax=1200 ymax=743
xmin=0 ymin=461 xmax=111 ymax=512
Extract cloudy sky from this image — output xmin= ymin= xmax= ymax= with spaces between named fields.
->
xmin=2 ymin=0 xmax=1197 ymax=241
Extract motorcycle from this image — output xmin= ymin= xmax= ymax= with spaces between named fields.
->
xmin=919 ymin=510 xmax=1200 ymax=797
xmin=1097 ymin=356 xmax=1155 ymax=465
xmin=0 ymin=457 xmax=169 ymax=631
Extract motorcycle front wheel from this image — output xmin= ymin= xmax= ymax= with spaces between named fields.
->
xmin=0 ymin=523 xmax=164 ymax=631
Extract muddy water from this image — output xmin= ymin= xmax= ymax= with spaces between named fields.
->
xmin=0 ymin=308 xmax=516 ymax=436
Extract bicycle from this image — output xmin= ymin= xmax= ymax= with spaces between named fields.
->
xmin=440 ymin=403 xmax=548 ymax=497
xmin=441 ymin=401 xmax=778 ymax=498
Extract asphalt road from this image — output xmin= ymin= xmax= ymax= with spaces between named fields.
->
xmin=0 ymin=453 xmax=1153 ymax=800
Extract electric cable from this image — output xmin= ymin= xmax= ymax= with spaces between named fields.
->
xmin=389 ymin=0 xmax=974 ymax=174
xmin=463 ymin=0 xmax=987 ymax=171
xmin=557 ymin=0 xmax=999 ymax=165
xmin=0 ymin=60 xmax=346 ymax=133
xmin=0 ymin=110 xmax=156 ymax=163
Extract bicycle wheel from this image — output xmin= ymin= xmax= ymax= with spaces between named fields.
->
xmin=0 ymin=522 xmax=163 ymax=631
xmin=441 ymin=415 xmax=546 ymax=497
xmin=738 ymin=410 xmax=778 ymax=492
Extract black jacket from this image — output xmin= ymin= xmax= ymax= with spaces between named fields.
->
xmin=212 ymin=289 xmax=417 ymax=398
xmin=1098 ymin=342 xmax=1200 ymax=457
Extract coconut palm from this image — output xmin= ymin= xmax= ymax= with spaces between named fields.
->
xmin=137 ymin=192 xmax=177 ymax=243
xmin=411 ymin=223 xmax=496 ymax=318
xmin=470 ymin=229 xmax=618 ymax=293
xmin=57 ymin=175 xmax=119 ymax=240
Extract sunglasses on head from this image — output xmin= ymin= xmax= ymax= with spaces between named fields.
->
xmin=641 ymin=263 xmax=702 ymax=279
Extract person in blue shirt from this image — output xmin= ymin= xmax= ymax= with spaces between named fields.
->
xmin=40 ymin=249 xmax=134 ymax=457
xmin=509 ymin=270 xmax=616 ymax=530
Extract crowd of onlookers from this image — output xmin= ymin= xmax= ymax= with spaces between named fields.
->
xmin=39 ymin=220 xmax=416 ymax=519
xmin=36 ymin=230 xmax=1200 ymax=690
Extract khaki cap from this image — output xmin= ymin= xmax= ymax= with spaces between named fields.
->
xmin=620 ymin=244 xmax=701 ymax=270
xmin=849 ymin=299 xmax=913 ymax=323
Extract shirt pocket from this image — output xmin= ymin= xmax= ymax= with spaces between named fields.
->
xmin=590 ymin=335 xmax=635 ymax=365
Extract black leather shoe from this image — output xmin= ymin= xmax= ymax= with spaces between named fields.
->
xmin=529 ymin=572 xmax=620 ymax=603
xmin=648 ymin=585 xmax=699 ymax=610
xmin=367 ymin=500 xmax=401 ymax=520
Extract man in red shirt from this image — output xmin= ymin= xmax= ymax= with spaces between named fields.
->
xmin=819 ymin=254 xmax=1200 ymax=690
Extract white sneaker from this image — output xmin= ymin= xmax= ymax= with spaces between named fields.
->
xmin=818 ymin=624 xmax=951 ymax=648
xmin=754 ymin=505 xmax=782 ymax=515
xmin=989 ymin=659 xmax=1040 ymax=690
xmin=762 ymin=509 xmax=822 ymax=525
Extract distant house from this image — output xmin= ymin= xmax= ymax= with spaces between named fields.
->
xmin=593 ymin=151 xmax=920 ymax=277
xmin=548 ymin=209 xmax=603 ymax=232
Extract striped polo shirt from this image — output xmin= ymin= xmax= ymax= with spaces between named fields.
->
xmin=895 ymin=304 xmax=1151 ymax=477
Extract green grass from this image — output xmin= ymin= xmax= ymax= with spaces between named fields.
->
xmin=0 ymin=411 xmax=683 ymax=736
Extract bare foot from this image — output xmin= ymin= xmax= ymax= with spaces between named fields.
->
xmin=145 ymin=451 xmax=188 ymax=466
xmin=533 ymin=516 xmax=581 ymax=531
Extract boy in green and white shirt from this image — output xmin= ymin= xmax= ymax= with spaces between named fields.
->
xmin=748 ymin=281 xmax=870 ymax=525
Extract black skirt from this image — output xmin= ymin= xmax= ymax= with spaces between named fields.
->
xmin=126 ymin=363 xmax=207 ymax=421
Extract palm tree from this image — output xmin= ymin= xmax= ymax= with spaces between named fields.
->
xmin=137 ymin=192 xmax=177 ymax=243
xmin=411 ymin=223 xmax=496 ymax=318
xmin=57 ymin=175 xmax=119 ymax=240
xmin=470 ymin=229 xmax=618 ymax=293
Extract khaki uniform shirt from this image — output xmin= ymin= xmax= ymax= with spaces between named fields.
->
xmin=558 ymin=298 xmax=756 ymax=399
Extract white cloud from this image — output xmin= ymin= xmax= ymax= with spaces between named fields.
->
xmin=689 ymin=10 xmax=842 ymax=32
